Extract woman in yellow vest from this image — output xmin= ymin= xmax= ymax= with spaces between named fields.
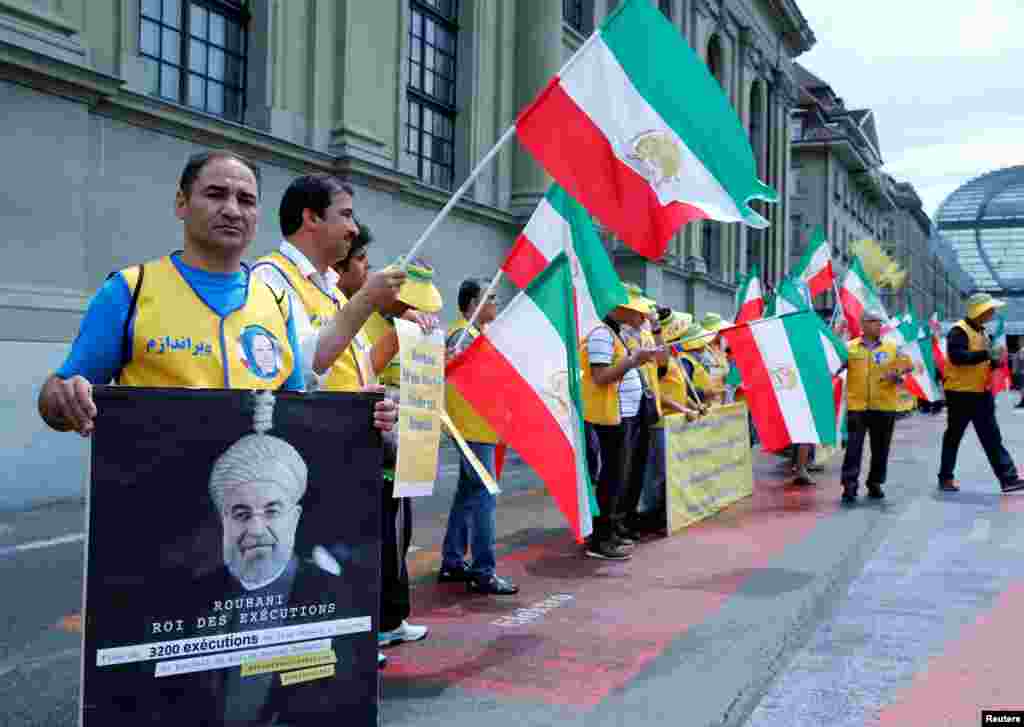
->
xmin=580 ymin=285 xmax=660 ymax=560
xmin=38 ymin=154 xmax=399 ymax=437
xmin=840 ymin=308 xmax=913 ymax=504
xmin=939 ymin=293 xmax=1023 ymax=493
xmin=439 ymin=278 xmax=519 ymax=595
xmin=637 ymin=310 xmax=701 ymax=534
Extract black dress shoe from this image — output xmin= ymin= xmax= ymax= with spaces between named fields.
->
xmin=866 ymin=484 xmax=885 ymax=499
xmin=467 ymin=574 xmax=519 ymax=595
xmin=437 ymin=565 xmax=471 ymax=583
xmin=1001 ymin=478 xmax=1024 ymax=494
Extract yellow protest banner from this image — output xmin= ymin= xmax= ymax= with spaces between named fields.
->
xmin=665 ymin=403 xmax=753 ymax=533
xmin=394 ymin=319 xmax=445 ymax=497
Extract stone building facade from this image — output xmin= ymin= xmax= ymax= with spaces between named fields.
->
xmin=788 ymin=62 xmax=965 ymax=319
xmin=1 ymin=0 xmax=812 ymax=507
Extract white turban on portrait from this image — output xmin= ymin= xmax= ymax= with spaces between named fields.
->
xmin=208 ymin=433 xmax=308 ymax=511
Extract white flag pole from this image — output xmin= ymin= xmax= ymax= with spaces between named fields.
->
xmin=400 ymin=126 xmax=516 ymax=271
xmin=400 ymin=29 xmax=602 ymax=272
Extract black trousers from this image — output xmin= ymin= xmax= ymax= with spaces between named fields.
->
xmin=620 ymin=400 xmax=654 ymax=527
xmin=939 ymin=391 xmax=1018 ymax=485
xmin=590 ymin=415 xmax=639 ymax=542
xmin=380 ymin=477 xmax=412 ymax=633
xmin=841 ymin=410 xmax=896 ymax=487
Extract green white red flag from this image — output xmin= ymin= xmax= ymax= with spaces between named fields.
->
xmin=897 ymin=316 xmax=943 ymax=403
xmin=502 ymin=183 xmax=628 ymax=340
xmin=446 ymin=255 xmax=596 ymax=541
xmin=735 ymin=265 xmax=765 ymax=324
xmin=764 ymin=277 xmax=810 ymax=317
xmin=792 ymin=226 xmax=834 ymax=298
xmin=839 ymin=257 xmax=886 ymax=339
xmin=515 ymin=0 xmax=776 ymax=260
xmin=721 ymin=311 xmax=848 ymax=451
xmin=929 ymin=312 xmax=947 ymax=377
xmin=989 ymin=315 xmax=1011 ymax=395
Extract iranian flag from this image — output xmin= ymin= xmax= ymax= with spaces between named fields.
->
xmin=503 ymin=183 xmax=628 ymax=339
xmin=839 ymin=257 xmax=886 ymax=339
xmin=735 ymin=265 xmax=765 ymax=324
xmin=929 ymin=313 xmax=948 ymax=377
xmin=446 ymin=255 xmax=595 ymax=541
xmin=515 ymin=0 xmax=776 ymax=260
xmin=764 ymin=276 xmax=810 ymax=317
xmin=793 ymin=226 xmax=835 ymax=298
xmin=897 ymin=318 xmax=943 ymax=403
xmin=989 ymin=315 xmax=1011 ymax=395
xmin=721 ymin=311 xmax=848 ymax=451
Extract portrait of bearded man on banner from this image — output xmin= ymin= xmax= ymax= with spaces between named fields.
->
xmin=82 ymin=388 xmax=382 ymax=727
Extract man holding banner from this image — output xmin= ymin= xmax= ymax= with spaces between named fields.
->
xmin=334 ymin=244 xmax=444 ymax=652
xmin=38 ymin=153 xmax=399 ymax=436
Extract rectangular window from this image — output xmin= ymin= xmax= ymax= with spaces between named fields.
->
xmin=139 ymin=0 xmax=248 ymax=122
xmin=563 ymin=0 xmax=584 ymax=32
xmin=406 ymin=0 xmax=459 ymax=190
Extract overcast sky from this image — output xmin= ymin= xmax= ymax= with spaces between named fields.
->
xmin=794 ymin=1 xmax=1024 ymax=219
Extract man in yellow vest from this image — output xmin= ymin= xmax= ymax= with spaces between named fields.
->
xmin=580 ymin=287 xmax=660 ymax=560
xmin=616 ymin=288 xmax=670 ymax=541
xmin=439 ymin=278 xmax=519 ymax=594
xmin=38 ymin=153 xmax=398 ymax=436
xmin=939 ymin=293 xmax=1023 ymax=493
xmin=252 ymin=175 xmax=414 ymax=393
xmin=329 ymin=230 xmax=448 ymax=654
xmin=840 ymin=308 xmax=913 ymax=504
xmin=638 ymin=310 xmax=699 ymax=534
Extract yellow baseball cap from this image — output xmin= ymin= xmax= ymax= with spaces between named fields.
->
xmin=616 ymin=283 xmax=654 ymax=315
xmin=661 ymin=312 xmax=694 ymax=344
xmin=965 ymin=292 xmax=1005 ymax=321
xmin=384 ymin=258 xmax=443 ymax=313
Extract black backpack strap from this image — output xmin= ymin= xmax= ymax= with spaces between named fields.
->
xmin=113 ymin=264 xmax=144 ymax=384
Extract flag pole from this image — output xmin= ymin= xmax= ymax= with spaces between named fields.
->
xmin=451 ymin=270 xmax=504 ymax=352
xmin=400 ymin=126 xmax=516 ymax=271
xmin=400 ymin=29 xmax=602 ymax=272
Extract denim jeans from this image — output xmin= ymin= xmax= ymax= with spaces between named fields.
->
xmin=640 ymin=427 xmax=666 ymax=515
xmin=441 ymin=441 xmax=498 ymax=578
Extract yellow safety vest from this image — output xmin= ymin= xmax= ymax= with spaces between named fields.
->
xmin=580 ymin=325 xmax=627 ymax=426
xmin=845 ymin=337 xmax=911 ymax=412
xmin=622 ymin=329 xmax=664 ymax=419
xmin=253 ymin=251 xmax=370 ymax=392
xmin=943 ymin=320 xmax=991 ymax=393
xmin=653 ymin=356 xmax=689 ymax=429
xmin=445 ymin=318 xmax=499 ymax=444
xmin=679 ymin=352 xmax=712 ymax=395
xmin=362 ymin=311 xmax=400 ymax=388
xmin=119 ymin=255 xmax=294 ymax=389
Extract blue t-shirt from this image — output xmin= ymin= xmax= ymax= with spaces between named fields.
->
xmin=57 ymin=254 xmax=305 ymax=391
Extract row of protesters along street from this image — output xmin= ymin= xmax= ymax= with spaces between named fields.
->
xmin=38 ymin=149 xmax=1024 ymax=678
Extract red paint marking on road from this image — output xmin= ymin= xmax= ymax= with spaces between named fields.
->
xmin=874 ymin=582 xmax=1024 ymax=726
xmin=384 ymin=472 xmax=844 ymax=707
xmin=1001 ymin=495 xmax=1024 ymax=513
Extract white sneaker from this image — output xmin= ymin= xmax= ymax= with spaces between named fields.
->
xmin=379 ymin=620 xmax=429 ymax=647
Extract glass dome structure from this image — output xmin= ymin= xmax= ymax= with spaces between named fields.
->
xmin=935 ymin=165 xmax=1024 ymax=292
